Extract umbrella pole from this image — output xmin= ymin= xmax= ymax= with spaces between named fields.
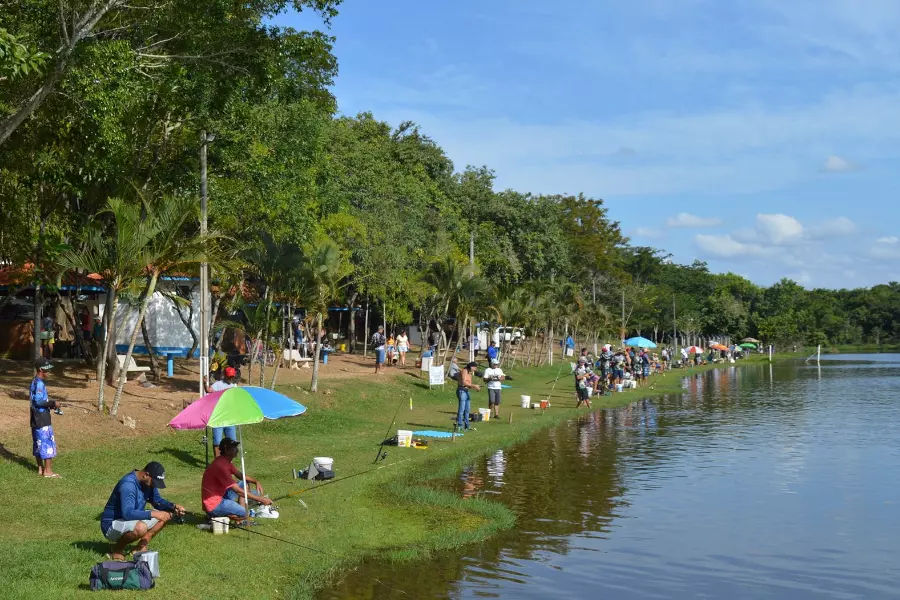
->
xmin=239 ymin=425 xmax=250 ymax=519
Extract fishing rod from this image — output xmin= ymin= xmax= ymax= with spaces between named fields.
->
xmin=275 ymin=458 xmax=413 ymax=503
xmin=373 ymin=394 xmax=407 ymax=464
xmin=180 ymin=510 xmax=411 ymax=597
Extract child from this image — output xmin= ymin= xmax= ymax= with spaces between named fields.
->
xmin=30 ymin=358 xmax=61 ymax=478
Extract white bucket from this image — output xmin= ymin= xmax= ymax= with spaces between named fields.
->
xmin=134 ymin=551 xmax=160 ymax=578
xmin=479 ymin=408 xmax=491 ymax=421
xmin=615 ymin=383 xmax=624 ymax=392
xmin=397 ymin=429 xmax=412 ymax=448
xmin=312 ymin=457 xmax=333 ymax=471
xmin=211 ymin=517 xmax=230 ymax=535
xmin=520 ymin=395 xmax=531 ymax=408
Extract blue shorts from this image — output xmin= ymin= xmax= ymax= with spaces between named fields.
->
xmin=212 ymin=426 xmax=237 ymax=446
xmin=207 ymin=481 xmax=250 ymax=518
xmin=375 ymin=349 xmax=385 ymax=365
xmin=613 ymin=368 xmax=624 ymax=379
xmin=642 ymin=365 xmax=651 ymax=377
xmin=32 ymin=426 xmax=57 ymax=459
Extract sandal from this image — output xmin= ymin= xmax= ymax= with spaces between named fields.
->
xmin=43 ymin=473 xmax=62 ymax=478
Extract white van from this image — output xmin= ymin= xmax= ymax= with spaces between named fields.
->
xmin=493 ymin=326 xmax=525 ymax=345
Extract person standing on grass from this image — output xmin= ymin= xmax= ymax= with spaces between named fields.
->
xmin=372 ymin=325 xmax=386 ymax=374
xmin=396 ymin=329 xmax=410 ymax=367
xmin=482 ymin=358 xmax=506 ymax=419
xmin=202 ymin=438 xmax=272 ymax=521
xmin=100 ymin=462 xmax=185 ymax=560
xmin=487 ymin=340 xmax=499 ymax=365
xmin=456 ymin=361 xmax=481 ymax=431
xmin=574 ymin=357 xmax=591 ymax=408
xmin=30 ymin=358 xmax=61 ymax=478
xmin=640 ymin=349 xmax=651 ymax=386
xmin=208 ymin=367 xmax=238 ymax=457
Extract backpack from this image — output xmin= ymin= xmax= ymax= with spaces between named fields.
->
xmin=89 ymin=559 xmax=154 ymax=591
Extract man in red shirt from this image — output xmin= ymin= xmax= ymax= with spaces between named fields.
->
xmin=201 ymin=438 xmax=272 ymax=519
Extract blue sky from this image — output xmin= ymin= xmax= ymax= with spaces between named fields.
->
xmin=277 ymin=0 xmax=900 ymax=289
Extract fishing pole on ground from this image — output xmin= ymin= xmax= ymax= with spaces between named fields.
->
xmin=276 ymin=458 xmax=414 ymax=505
xmin=373 ymin=393 xmax=408 ymax=464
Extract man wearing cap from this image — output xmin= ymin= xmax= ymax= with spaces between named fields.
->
xmin=456 ymin=362 xmax=481 ymax=431
xmin=30 ymin=358 xmax=60 ymax=477
xmin=574 ymin=357 xmax=592 ymax=408
xmin=100 ymin=462 xmax=185 ymax=559
xmin=207 ymin=366 xmax=238 ymax=457
xmin=201 ymin=437 xmax=272 ymax=521
xmin=372 ymin=325 xmax=386 ymax=375
xmin=482 ymin=359 xmax=506 ymax=419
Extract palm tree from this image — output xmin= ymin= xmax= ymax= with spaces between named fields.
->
xmin=108 ymin=195 xmax=213 ymax=416
xmin=297 ymin=239 xmax=347 ymax=393
xmin=59 ymin=199 xmax=150 ymax=412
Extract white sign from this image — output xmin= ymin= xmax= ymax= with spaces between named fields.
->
xmin=429 ymin=365 xmax=445 ymax=387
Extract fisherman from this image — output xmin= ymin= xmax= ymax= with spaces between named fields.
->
xmin=456 ymin=362 xmax=481 ymax=431
xmin=30 ymin=358 xmax=60 ymax=478
xmin=100 ymin=461 xmax=184 ymax=560
xmin=482 ymin=358 xmax=506 ymax=419
xmin=202 ymin=437 xmax=272 ymax=520
xmin=208 ymin=366 xmax=238 ymax=457
xmin=574 ymin=357 xmax=592 ymax=408
xmin=447 ymin=356 xmax=460 ymax=381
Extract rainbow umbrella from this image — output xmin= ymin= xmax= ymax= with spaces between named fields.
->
xmin=169 ymin=387 xmax=306 ymax=512
xmin=168 ymin=386 xmax=306 ymax=430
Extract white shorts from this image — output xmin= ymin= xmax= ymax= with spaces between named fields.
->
xmin=104 ymin=518 xmax=159 ymax=542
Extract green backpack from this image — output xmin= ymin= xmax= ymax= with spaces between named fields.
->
xmin=89 ymin=559 xmax=155 ymax=591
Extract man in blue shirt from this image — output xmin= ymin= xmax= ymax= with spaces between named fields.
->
xmin=487 ymin=341 xmax=499 ymax=364
xmin=30 ymin=358 xmax=60 ymax=477
xmin=100 ymin=462 xmax=184 ymax=559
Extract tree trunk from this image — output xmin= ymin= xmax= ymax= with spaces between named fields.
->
xmin=32 ymin=286 xmax=42 ymax=360
xmin=97 ymin=288 xmax=116 ymax=412
xmin=111 ymin=271 xmax=160 ymax=417
xmin=311 ymin=312 xmax=323 ymax=392
xmin=141 ymin=317 xmax=161 ymax=382
xmin=170 ymin=295 xmax=198 ymax=359
xmin=347 ymin=292 xmax=358 ymax=353
xmin=58 ymin=293 xmax=92 ymax=365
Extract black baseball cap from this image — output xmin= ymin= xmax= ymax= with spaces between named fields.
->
xmin=144 ymin=461 xmax=167 ymax=489
xmin=218 ymin=437 xmax=240 ymax=453
xmin=34 ymin=358 xmax=53 ymax=371
xmin=466 ymin=361 xmax=479 ymax=369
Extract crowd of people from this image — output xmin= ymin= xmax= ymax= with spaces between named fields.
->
xmin=574 ymin=345 xmax=673 ymax=403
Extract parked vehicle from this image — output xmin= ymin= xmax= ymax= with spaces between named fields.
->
xmin=493 ymin=326 xmax=525 ymax=345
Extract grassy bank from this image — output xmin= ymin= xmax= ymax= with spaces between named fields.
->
xmin=0 ymin=355 xmax=776 ymax=599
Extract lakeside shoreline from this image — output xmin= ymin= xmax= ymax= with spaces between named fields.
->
xmin=0 ymin=354 xmax=788 ymax=600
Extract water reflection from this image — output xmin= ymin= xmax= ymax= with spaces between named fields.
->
xmin=320 ymin=357 xmax=900 ymax=600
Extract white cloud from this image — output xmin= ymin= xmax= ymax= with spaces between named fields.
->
xmin=822 ymin=155 xmax=858 ymax=172
xmin=666 ymin=213 xmax=723 ymax=228
xmin=755 ymin=213 xmax=805 ymax=245
xmin=694 ymin=234 xmax=773 ymax=259
xmin=632 ymin=227 xmax=662 ymax=239
xmin=808 ymin=216 xmax=858 ymax=238
xmin=877 ymin=236 xmax=898 ymax=244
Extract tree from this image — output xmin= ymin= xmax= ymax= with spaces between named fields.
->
xmin=297 ymin=238 xmax=348 ymax=393
xmin=109 ymin=194 xmax=212 ymax=416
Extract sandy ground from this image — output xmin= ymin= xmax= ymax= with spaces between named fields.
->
xmin=0 ymin=351 xmax=408 ymax=457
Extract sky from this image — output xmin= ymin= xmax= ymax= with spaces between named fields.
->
xmin=276 ymin=0 xmax=900 ymax=289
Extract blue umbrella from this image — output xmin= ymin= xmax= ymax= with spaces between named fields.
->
xmin=624 ymin=336 xmax=657 ymax=348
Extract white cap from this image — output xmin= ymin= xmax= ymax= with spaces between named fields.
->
xmin=490 ymin=358 xmax=500 ymax=365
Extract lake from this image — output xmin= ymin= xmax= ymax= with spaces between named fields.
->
xmin=319 ymin=356 xmax=900 ymax=599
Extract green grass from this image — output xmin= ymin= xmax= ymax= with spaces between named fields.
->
xmin=0 ymin=355 xmax=777 ymax=599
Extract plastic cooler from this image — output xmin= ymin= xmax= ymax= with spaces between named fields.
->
xmin=397 ymin=429 xmax=412 ymax=447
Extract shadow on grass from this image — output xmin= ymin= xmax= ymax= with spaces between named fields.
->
xmin=0 ymin=442 xmax=34 ymax=472
xmin=159 ymin=447 xmax=207 ymax=470
xmin=72 ymin=540 xmax=110 ymax=557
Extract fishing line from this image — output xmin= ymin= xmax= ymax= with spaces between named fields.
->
xmin=182 ymin=511 xmax=411 ymax=597
xmin=274 ymin=458 xmax=413 ymax=502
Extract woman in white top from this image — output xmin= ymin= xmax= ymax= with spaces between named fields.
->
xmin=396 ymin=330 xmax=410 ymax=367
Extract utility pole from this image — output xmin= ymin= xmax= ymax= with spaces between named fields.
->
xmin=673 ymin=295 xmax=677 ymax=357
xmin=469 ymin=231 xmax=475 ymax=363
xmin=620 ymin=289 xmax=625 ymax=343
xmin=199 ymin=131 xmax=214 ymax=396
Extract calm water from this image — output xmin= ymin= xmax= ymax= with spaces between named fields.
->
xmin=320 ymin=356 xmax=900 ymax=599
